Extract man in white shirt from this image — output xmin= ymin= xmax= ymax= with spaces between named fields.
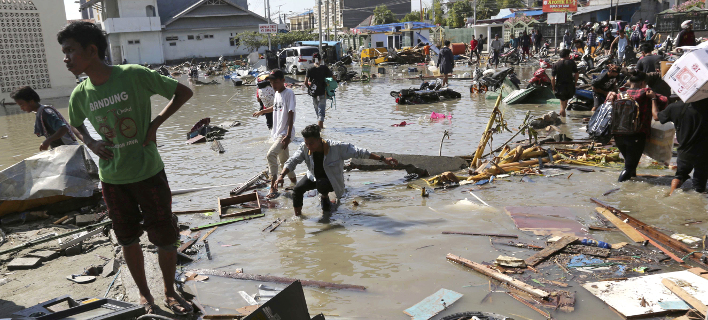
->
xmin=257 ymin=69 xmax=297 ymax=198
xmin=490 ymin=34 xmax=503 ymax=68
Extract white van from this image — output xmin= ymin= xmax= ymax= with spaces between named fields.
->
xmin=277 ymin=46 xmax=319 ymax=74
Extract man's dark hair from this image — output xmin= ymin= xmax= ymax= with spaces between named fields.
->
xmin=57 ymin=21 xmax=107 ymax=60
xmin=10 ymin=86 xmax=40 ymax=102
xmin=629 ymin=69 xmax=647 ymax=83
xmin=444 ymin=40 xmax=450 ymax=47
xmin=641 ymin=42 xmax=654 ymax=54
xmin=301 ymin=124 xmax=321 ymax=139
xmin=560 ymin=49 xmax=571 ymax=58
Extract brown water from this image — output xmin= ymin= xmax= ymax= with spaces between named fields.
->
xmin=2 ymin=64 xmax=707 ymax=319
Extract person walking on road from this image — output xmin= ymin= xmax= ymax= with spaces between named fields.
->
xmin=438 ymin=40 xmax=455 ymax=87
xmin=551 ymin=49 xmax=579 ymax=117
xmin=469 ymin=35 xmax=480 ymax=63
xmin=277 ymin=124 xmax=398 ymax=216
xmin=490 ymin=34 xmax=503 ymax=68
xmin=305 ymin=52 xmax=332 ymax=129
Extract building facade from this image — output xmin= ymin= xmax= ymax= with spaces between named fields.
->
xmin=0 ymin=0 xmax=80 ymax=100
xmin=84 ymin=0 xmax=268 ymax=65
xmin=289 ymin=10 xmax=314 ymax=31
xmin=314 ymin=0 xmax=412 ymax=33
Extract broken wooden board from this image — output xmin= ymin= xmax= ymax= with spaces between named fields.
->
xmin=595 ymin=207 xmax=644 ymax=242
xmin=218 ymin=191 xmax=262 ymax=218
xmin=561 ymin=244 xmax=611 ymax=257
xmin=663 ymin=279 xmax=708 ymax=316
xmin=525 ymin=236 xmax=578 ymax=267
xmin=582 ymin=270 xmax=708 ymax=318
xmin=403 ymin=289 xmax=463 ymax=320
xmin=447 ymin=253 xmax=550 ymax=299
xmin=504 ymin=206 xmax=591 ymax=238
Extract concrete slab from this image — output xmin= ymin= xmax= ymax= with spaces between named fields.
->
xmin=75 ymin=214 xmax=97 ymax=226
xmin=25 ymin=250 xmax=59 ymax=262
xmin=7 ymin=257 xmax=42 ymax=270
xmin=347 ymin=153 xmax=469 ymax=177
xmin=101 ymin=259 xmax=120 ymax=277
xmin=63 ymin=243 xmax=82 ymax=256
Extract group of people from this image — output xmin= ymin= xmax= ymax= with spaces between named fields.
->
xmin=8 ymin=21 xmax=400 ymax=316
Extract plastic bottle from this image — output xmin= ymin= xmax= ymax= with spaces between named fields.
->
xmin=581 ymin=238 xmax=611 ymax=249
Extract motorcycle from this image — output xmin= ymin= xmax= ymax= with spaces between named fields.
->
xmin=659 ymin=35 xmax=673 ymax=53
xmin=527 ymin=60 xmax=552 ymax=88
xmin=391 ymin=80 xmax=462 ymax=105
xmin=500 ymin=47 xmax=521 ymax=65
xmin=334 ymin=61 xmax=357 ymax=82
xmin=471 ymin=67 xmax=520 ymax=93
xmin=621 ymin=44 xmax=639 ymax=66
xmin=539 ymin=39 xmax=552 ymax=58
xmin=567 ymin=89 xmax=594 ymax=111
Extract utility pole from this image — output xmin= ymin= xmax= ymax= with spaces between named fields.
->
xmin=318 ymin=0 xmax=323 ymax=54
xmin=420 ymin=0 xmax=423 ymax=21
xmin=267 ymin=0 xmax=271 ymax=50
xmin=334 ymin=0 xmax=338 ymax=42
xmin=325 ymin=0 xmax=330 ymax=41
xmin=473 ymin=0 xmax=476 ymax=26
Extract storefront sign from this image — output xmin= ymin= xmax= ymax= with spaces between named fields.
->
xmin=542 ymin=0 xmax=577 ymax=13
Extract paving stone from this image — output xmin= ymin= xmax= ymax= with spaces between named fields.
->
xmin=75 ymin=214 xmax=97 ymax=226
xmin=7 ymin=257 xmax=42 ymax=270
xmin=25 ymin=250 xmax=59 ymax=262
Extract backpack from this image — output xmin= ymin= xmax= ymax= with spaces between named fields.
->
xmin=631 ymin=30 xmax=641 ymax=43
xmin=587 ymin=100 xmax=613 ymax=139
xmin=325 ymin=77 xmax=338 ymax=109
xmin=611 ymin=98 xmax=642 ymax=135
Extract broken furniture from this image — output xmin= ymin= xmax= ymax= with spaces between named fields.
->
xmin=13 ymin=295 xmax=144 ymax=320
xmin=218 ymin=191 xmax=262 ymax=218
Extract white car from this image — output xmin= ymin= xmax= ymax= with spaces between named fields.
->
xmin=278 ymin=46 xmax=319 ymax=74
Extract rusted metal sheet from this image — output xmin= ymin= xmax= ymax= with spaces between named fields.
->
xmin=504 ymin=206 xmax=590 ymax=238
xmin=403 ymin=288 xmax=463 ymax=320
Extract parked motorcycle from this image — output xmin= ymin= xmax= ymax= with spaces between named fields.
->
xmin=538 ymin=39 xmax=552 ymax=58
xmin=527 ymin=60 xmax=552 ymax=88
xmin=391 ymin=80 xmax=462 ymax=105
xmin=334 ymin=61 xmax=357 ymax=82
xmin=566 ymin=89 xmax=594 ymax=111
xmin=500 ymin=47 xmax=521 ymax=65
xmin=471 ymin=67 xmax=520 ymax=93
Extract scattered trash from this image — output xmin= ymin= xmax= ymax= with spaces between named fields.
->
xmin=187 ymin=268 xmax=366 ymax=291
xmin=404 ymin=288 xmax=463 ymax=320
xmin=671 ymin=233 xmax=702 ymax=245
xmin=496 ymin=255 xmax=527 ymax=268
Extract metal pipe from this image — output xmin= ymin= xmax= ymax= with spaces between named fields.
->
xmin=0 ymin=220 xmax=112 ymax=256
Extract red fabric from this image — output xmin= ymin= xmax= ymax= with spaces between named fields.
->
xmin=470 ymin=39 xmax=478 ymax=51
xmin=624 ymin=88 xmax=668 ymax=137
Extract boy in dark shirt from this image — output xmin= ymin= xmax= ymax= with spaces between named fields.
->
xmin=654 ymin=97 xmax=708 ymax=194
xmin=305 ymin=52 xmax=333 ymax=129
xmin=551 ymin=49 xmax=579 ymax=117
xmin=591 ymin=65 xmax=620 ymax=111
xmin=11 ymin=86 xmax=80 ymax=150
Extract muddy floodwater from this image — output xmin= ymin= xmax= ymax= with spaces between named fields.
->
xmin=1 ymin=64 xmax=707 ymax=319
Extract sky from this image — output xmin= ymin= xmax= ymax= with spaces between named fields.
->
xmin=63 ymin=0 xmax=427 ymax=23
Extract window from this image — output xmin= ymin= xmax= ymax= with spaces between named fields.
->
xmin=230 ymin=37 xmax=240 ymax=46
xmin=204 ymin=34 xmax=214 ymax=39
xmin=166 ymin=36 xmax=178 ymax=41
xmin=146 ymin=5 xmax=155 ymax=17
xmin=286 ymin=50 xmax=294 ymax=57
xmin=169 ymin=42 xmax=176 ymax=46
xmin=300 ymin=48 xmax=318 ymax=56
xmin=128 ymin=40 xmax=140 ymax=45
xmin=188 ymin=35 xmax=194 ymax=40
xmin=375 ymin=41 xmax=384 ymax=47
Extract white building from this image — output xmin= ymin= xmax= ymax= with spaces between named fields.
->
xmin=0 ymin=0 xmax=79 ymax=100
xmin=82 ymin=0 xmax=269 ymax=65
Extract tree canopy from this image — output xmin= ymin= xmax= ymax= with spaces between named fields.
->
xmin=447 ymin=0 xmax=473 ymax=28
xmin=373 ymin=5 xmax=397 ymax=25
xmin=431 ymin=0 xmax=446 ymax=26
xmin=400 ymin=11 xmax=423 ymax=22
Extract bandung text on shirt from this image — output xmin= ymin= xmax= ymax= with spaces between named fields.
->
xmin=89 ymin=92 xmax=129 ymax=111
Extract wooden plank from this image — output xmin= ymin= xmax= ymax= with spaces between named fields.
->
xmin=173 ymin=209 xmax=215 ymax=215
xmin=200 ymin=227 xmax=218 ymax=242
xmin=177 ymin=231 xmax=202 ymax=253
xmin=403 ymin=289 xmax=463 ymax=320
xmin=663 ymin=278 xmax=708 ymax=316
xmin=219 ymin=191 xmax=261 ymax=218
xmin=524 ymin=235 xmax=578 ymax=267
xmin=188 ymin=268 xmax=366 ymax=291
xmin=638 ymin=231 xmax=685 ymax=264
xmin=441 ymin=231 xmax=518 ymax=238
xmin=595 ymin=207 xmax=645 ymax=242
xmin=190 ymin=214 xmax=265 ymax=231
xmin=446 ymin=253 xmax=550 ymax=299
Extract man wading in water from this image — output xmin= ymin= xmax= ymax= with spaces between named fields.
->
xmin=275 ymin=125 xmax=398 ymax=216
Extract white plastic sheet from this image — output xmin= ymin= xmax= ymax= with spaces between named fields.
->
xmin=0 ymin=145 xmax=99 ymax=200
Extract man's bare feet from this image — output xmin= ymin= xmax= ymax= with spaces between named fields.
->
xmin=163 ymin=294 xmax=193 ymax=315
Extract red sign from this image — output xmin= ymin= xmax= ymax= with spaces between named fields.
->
xmin=259 ymin=24 xmax=278 ymax=34
xmin=542 ymin=0 xmax=577 ymax=13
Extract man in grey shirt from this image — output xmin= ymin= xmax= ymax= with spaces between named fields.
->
xmin=490 ymin=34 xmax=503 ymax=68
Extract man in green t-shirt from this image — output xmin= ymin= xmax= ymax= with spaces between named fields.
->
xmin=58 ymin=22 xmax=194 ymax=315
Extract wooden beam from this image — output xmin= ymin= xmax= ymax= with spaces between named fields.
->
xmin=638 ymin=231 xmax=685 ymax=264
xmin=177 ymin=231 xmax=202 ymax=253
xmin=524 ymin=235 xmax=578 ymax=267
xmin=595 ymin=207 xmax=645 ymax=242
xmin=200 ymin=227 xmax=218 ymax=242
xmin=442 ymin=231 xmax=518 ymax=238
xmin=662 ymin=278 xmax=707 ymax=316
xmin=446 ymin=253 xmax=550 ymax=299
xmin=190 ymin=214 xmax=265 ymax=231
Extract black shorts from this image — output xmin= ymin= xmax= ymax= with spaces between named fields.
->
xmin=555 ymin=85 xmax=576 ymax=101
xmin=676 ymin=155 xmax=708 ymax=192
xmin=101 ymin=169 xmax=180 ymax=249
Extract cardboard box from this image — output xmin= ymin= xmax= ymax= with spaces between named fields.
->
xmin=663 ymin=49 xmax=708 ymax=103
xmin=660 ymin=61 xmax=673 ymax=77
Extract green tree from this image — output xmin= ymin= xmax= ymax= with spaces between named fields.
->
xmin=239 ymin=31 xmax=267 ymax=51
xmin=430 ymin=0 xmax=446 ymax=26
xmin=447 ymin=1 xmax=473 ymax=28
xmin=373 ymin=5 xmax=396 ymax=25
xmin=500 ymin=0 xmax=526 ymax=8
xmin=473 ymin=0 xmax=499 ymax=20
xmin=400 ymin=11 xmax=422 ymax=22
xmin=272 ymin=30 xmax=318 ymax=47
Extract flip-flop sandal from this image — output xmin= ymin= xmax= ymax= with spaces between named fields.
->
xmin=141 ymin=303 xmax=157 ymax=315
xmin=66 ymin=274 xmax=96 ymax=284
xmin=164 ymin=298 xmax=193 ymax=316
xmin=265 ymin=192 xmax=280 ymax=199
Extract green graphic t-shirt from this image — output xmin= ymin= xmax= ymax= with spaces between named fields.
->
xmin=68 ymin=65 xmax=178 ymax=184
